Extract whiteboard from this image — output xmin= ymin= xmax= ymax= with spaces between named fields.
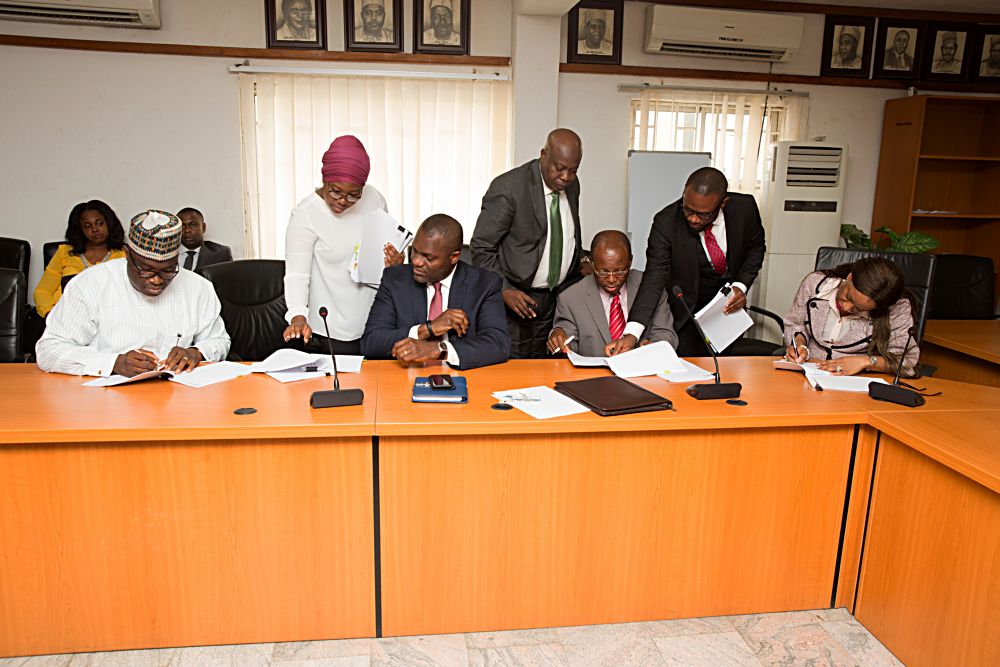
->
xmin=626 ymin=150 xmax=711 ymax=270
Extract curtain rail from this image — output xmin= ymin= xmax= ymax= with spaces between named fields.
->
xmin=229 ymin=64 xmax=508 ymax=81
xmin=618 ymin=83 xmax=809 ymax=98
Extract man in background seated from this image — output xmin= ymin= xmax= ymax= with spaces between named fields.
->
xmin=36 ymin=210 xmax=230 ymax=377
xmin=548 ymin=230 xmax=677 ymax=356
xmin=178 ymin=207 xmax=233 ymax=270
xmin=362 ymin=214 xmax=510 ymax=370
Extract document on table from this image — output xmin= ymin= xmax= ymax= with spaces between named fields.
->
xmin=657 ymin=359 xmax=716 ymax=383
xmin=349 ymin=209 xmax=413 ymax=287
xmin=567 ymin=341 xmax=685 ymax=377
xmin=693 ymin=286 xmax=753 ymax=353
xmin=808 ymin=375 xmax=889 ymax=392
xmin=83 ymin=361 xmax=251 ymax=388
xmin=250 ymin=348 xmax=364 ymax=375
xmin=491 ymin=386 xmax=590 ymax=420
xmin=773 ymin=360 xmax=832 ymax=376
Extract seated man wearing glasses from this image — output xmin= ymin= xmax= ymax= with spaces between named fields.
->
xmin=547 ymin=230 xmax=677 ymax=357
xmin=606 ymin=167 xmax=765 ymax=357
xmin=37 ymin=210 xmax=230 ymax=377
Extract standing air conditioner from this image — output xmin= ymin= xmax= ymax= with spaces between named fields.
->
xmin=752 ymin=142 xmax=847 ymax=342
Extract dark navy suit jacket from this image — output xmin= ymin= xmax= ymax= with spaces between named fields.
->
xmin=361 ymin=261 xmax=511 ymax=370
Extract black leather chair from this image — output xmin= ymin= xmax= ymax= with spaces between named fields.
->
xmin=198 ymin=259 xmax=287 ymax=362
xmin=0 ymin=268 xmax=26 ymax=362
xmin=43 ymin=241 xmax=64 ymax=270
xmin=927 ymin=254 xmax=998 ymax=320
xmin=814 ymin=246 xmax=936 ymax=342
xmin=0 ymin=237 xmax=30 ymax=298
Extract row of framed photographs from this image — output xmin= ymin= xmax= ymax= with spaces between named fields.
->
xmin=821 ymin=16 xmax=1000 ymax=82
xmin=265 ymin=0 xmax=471 ymax=55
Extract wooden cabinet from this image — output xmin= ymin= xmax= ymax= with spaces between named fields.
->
xmin=872 ymin=95 xmax=1000 ymax=285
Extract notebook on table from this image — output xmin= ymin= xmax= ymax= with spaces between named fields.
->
xmin=412 ymin=376 xmax=468 ymax=403
xmin=553 ymin=376 xmax=673 ymax=417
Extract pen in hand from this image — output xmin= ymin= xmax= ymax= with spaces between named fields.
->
xmin=552 ymin=335 xmax=575 ymax=354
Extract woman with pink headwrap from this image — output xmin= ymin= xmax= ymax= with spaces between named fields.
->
xmin=282 ymin=135 xmax=403 ymax=355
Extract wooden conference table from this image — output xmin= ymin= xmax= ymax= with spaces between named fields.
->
xmin=920 ymin=319 xmax=1000 ymax=387
xmin=0 ymin=358 xmax=997 ymax=666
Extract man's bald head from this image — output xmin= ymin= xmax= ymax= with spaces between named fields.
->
xmin=590 ymin=230 xmax=631 ymax=258
xmin=417 ymin=213 xmax=463 ymax=254
xmin=685 ymin=167 xmax=728 ymax=198
xmin=539 ymin=128 xmax=583 ymax=192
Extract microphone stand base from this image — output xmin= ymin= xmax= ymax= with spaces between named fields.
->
xmin=868 ymin=382 xmax=924 ymax=407
xmin=310 ymin=388 xmax=365 ymax=409
xmin=686 ymin=382 xmax=742 ymax=400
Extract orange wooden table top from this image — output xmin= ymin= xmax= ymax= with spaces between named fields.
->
xmin=923 ymin=320 xmax=1000 ymax=365
xmin=0 ymin=363 xmax=379 ymax=444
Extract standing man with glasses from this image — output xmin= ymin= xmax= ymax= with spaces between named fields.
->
xmin=36 ymin=210 xmax=230 ymax=377
xmin=547 ymin=230 xmax=677 ymax=357
xmin=471 ymin=128 xmax=586 ymax=358
xmin=607 ymin=167 xmax=765 ymax=357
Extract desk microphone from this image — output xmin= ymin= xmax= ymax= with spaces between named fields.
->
xmin=868 ymin=326 xmax=924 ymax=407
xmin=672 ymin=285 xmax=742 ymax=400
xmin=310 ymin=306 xmax=364 ymax=409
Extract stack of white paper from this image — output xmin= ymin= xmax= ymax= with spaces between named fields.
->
xmin=250 ymin=348 xmax=364 ymax=382
xmin=657 ymin=359 xmax=716 ymax=383
xmin=566 ymin=340 xmax=685 ymax=377
xmin=773 ymin=360 xmax=832 ymax=376
xmin=693 ymin=287 xmax=753 ymax=353
xmin=808 ymin=375 xmax=889 ymax=392
xmin=349 ymin=209 xmax=413 ymax=287
xmin=491 ymin=386 xmax=590 ymax=420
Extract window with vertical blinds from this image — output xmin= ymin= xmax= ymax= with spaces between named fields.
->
xmin=629 ymin=89 xmax=809 ymax=200
xmin=238 ymin=73 xmax=513 ymax=259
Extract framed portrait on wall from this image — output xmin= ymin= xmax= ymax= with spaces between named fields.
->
xmin=920 ymin=23 xmax=972 ymax=82
xmin=973 ymin=26 xmax=1000 ymax=80
xmin=345 ymin=0 xmax=403 ymax=52
xmin=873 ymin=20 xmax=927 ymax=79
xmin=266 ymin=0 xmax=327 ymax=50
xmin=413 ymin=0 xmax=470 ymax=55
xmin=820 ymin=16 xmax=876 ymax=78
xmin=566 ymin=1 xmax=623 ymax=66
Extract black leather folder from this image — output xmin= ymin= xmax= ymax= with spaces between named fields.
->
xmin=553 ymin=376 xmax=674 ymax=417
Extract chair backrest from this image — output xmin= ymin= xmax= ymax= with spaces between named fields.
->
xmin=0 ymin=268 xmax=25 ymax=362
xmin=43 ymin=241 xmax=65 ymax=269
xmin=197 ymin=259 xmax=287 ymax=362
xmin=814 ymin=246 xmax=936 ymax=342
xmin=927 ymin=254 xmax=996 ymax=320
xmin=0 ymin=238 xmax=30 ymax=299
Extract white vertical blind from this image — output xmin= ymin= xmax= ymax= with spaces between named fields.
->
xmin=238 ymin=73 xmax=513 ymax=259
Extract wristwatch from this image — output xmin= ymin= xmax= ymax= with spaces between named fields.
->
xmin=868 ymin=354 xmax=878 ymax=370
xmin=438 ymin=341 xmax=448 ymax=360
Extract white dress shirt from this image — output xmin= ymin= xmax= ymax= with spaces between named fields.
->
xmin=407 ymin=265 xmax=460 ymax=366
xmin=599 ymin=283 xmax=629 ymax=325
xmin=624 ymin=209 xmax=747 ymax=342
xmin=284 ymin=186 xmax=388 ymax=341
xmin=817 ymin=277 xmax=869 ymax=345
xmin=36 ymin=258 xmax=230 ymax=376
xmin=530 ymin=170 xmax=576 ymax=289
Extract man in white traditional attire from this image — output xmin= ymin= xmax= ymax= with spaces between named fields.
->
xmin=36 ymin=210 xmax=230 ymax=377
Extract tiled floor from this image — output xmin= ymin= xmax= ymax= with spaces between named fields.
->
xmin=0 ymin=608 xmax=902 ymax=666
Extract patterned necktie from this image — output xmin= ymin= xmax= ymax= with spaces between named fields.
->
xmin=703 ymin=226 xmax=727 ymax=275
xmin=183 ymin=250 xmax=196 ymax=271
xmin=427 ymin=281 xmax=443 ymax=341
xmin=609 ymin=292 xmax=625 ymax=341
xmin=547 ymin=192 xmax=563 ymax=289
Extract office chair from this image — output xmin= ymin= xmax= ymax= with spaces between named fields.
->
xmin=927 ymin=254 xmax=998 ymax=320
xmin=0 ymin=237 xmax=30 ymax=296
xmin=0 ymin=269 xmax=26 ymax=362
xmin=198 ymin=259 xmax=288 ymax=362
xmin=42 ymin=241 xmax=64 ymax=270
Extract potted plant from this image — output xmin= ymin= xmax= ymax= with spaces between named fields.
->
xmin=840 ymin=224 xmax=939 ymax=253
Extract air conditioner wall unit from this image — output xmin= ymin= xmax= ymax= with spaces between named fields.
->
xmin=644 ymin=5 xmax=803 ymax=63
xmin=0 ymin=0 xmax=160 ymax=28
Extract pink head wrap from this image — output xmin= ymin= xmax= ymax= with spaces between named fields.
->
xmin=321 ymin=135 xmax=371 ymax=185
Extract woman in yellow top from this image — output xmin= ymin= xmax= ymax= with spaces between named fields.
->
xmin=34 ymin=200 xmax=127 ymax=317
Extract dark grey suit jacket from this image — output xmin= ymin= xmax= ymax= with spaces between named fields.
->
xmin=195 ymin=240 xmax=233 ymax=270
xmin=552 ymin=270 xmax=678 ymax=357
xmin=470 ymin=159 xmax=582 ymax=291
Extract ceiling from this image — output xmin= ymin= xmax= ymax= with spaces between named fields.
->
xmin=768 ymin=0 xmax=1000 ymax=13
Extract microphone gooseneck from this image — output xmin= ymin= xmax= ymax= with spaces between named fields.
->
xmin=892 ymin=326 xmax=916 ymax=387
xmin=672 ymin=285 xmax=720 ymax=384
xmin=671 ymin=285 xmax=742 ymax=400
xmin=318 ymin=306 xmax=340 ymax=391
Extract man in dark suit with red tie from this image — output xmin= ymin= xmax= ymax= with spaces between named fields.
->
xmin=608 ymin=167 xmax=766 ymax=357
xmin=361 ymin=214 xmax=510 ymax=370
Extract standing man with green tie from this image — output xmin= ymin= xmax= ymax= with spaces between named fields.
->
xmin=471 ymin=129 xmax=585 ymax=358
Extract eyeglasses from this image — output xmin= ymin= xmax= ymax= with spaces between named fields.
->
xmin=128 ymin=253 xmax=180 ymax=280
xmin=681 ymin=203 xmax=722 ymax=222
xmin=325 ymin=187 xmax=362 ymax=204
xmin=593 ymin=269 xmax=628 ymax=278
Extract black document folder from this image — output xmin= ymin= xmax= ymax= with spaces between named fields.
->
xmin=553 ymin=376 xmax=673 ymax=417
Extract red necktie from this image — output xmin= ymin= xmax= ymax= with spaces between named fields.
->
xmin=609 ymin=292 xmax=625 ymax=341
xmin=703 ymin=226 xmax=727 ymax=276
